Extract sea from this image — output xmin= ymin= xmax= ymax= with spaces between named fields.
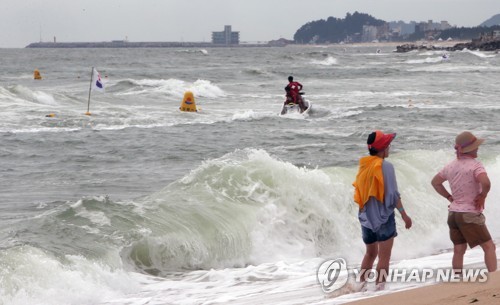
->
xmin=0 ymin=44 xmax=499 ymax=305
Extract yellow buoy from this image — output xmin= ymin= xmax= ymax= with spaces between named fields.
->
xmin=34 ymin=69 xmax=42 ymax=80
xmin=179 ymin=91 xmax=197 ymax=112
xmin=45 ymin=113 xmax=56 ymax=117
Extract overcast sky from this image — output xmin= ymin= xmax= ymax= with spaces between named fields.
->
xmin=1 ymin=0 xmax=499 ymax=48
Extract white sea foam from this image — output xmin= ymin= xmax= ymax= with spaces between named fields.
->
xmin=231 ymin=110 xmax=268 ymax=121
xmin=75 ymin=208 xmax=112 ymax=227
xmin=407 ymin=64 xmax=500 ymax=73
xmin=404 ymin=57 xmax=443 ymax=64
xmin=461 ymin=48 xmax=496 ymax=58
xmin=311 ymin=56 xmax=338 ymax=66
xmin=0 ymin=246 xmax=137 ymax=305
xmin=115 ymin=78 xmax=226 ymax=98
xmin=418 ymin=50 xmax=445 ymax=56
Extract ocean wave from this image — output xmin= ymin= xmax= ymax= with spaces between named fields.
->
xmin=404 ymin=57 xmax=444 ymax=64
xmin=407 ymin=64 xmax=497 ymax=73
xmin=0 ymin=245 xmax=137 ymax=305
xmin=2 ymin=85 xmax=57 ymax=106
xmin=311 ymin=56 xmax=338 ymax=66
xmin=3 ymin=148 xmax=500 ymax=304
xmin=4 ymin=149 xmax=500 ymax=269
xmin=242 ymin=68 xmax=269 ymax=76
xmin=175 ymin=49 xmax=209 ymax=55
xmin=461 ymin=48 xmax=497 ymax=58
xmin=231 ymin=110 xmax=270 ymax=121
xmin=112 ymin=78 xmax=226 ymax=98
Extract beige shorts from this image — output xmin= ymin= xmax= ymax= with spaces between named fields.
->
xmin=447 ymin=211 xmax=492 ymax=248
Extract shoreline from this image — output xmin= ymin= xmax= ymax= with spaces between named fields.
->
xmin=24 ymin=40 xmax=470 ymax=49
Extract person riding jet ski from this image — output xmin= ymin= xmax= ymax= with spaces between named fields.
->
xmin=284 ymin=76 xmax=306 ymax=112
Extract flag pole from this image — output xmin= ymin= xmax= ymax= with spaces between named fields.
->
xmin=86 ymin=67 xmax=94 ymax=115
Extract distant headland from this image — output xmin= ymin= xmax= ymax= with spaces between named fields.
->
xmin=292 ymin=11 xmax=500 ymax=44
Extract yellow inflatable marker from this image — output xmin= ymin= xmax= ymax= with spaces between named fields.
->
xmin=34 ymin=69 xmax=42 ymax=80
xmin=179 ymin=91 xmax=197 ymax=112
xmin=45 ymin=113 xmax=56 ymax=117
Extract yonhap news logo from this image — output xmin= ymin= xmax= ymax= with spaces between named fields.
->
xmin=317 ymin=258 xmax=349 ymax=293
xmin=317 ymin=258 xmax=489 ymax=293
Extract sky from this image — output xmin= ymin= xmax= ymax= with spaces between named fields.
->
xmin=1 ymin=0 xmax=499 ymax=48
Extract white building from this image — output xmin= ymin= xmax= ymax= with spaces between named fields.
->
xmin=212 ymin=25 xmax=240 ymax=45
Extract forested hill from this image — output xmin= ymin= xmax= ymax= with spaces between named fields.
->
xmin=480 ymin=14 xmax=500 ymax=27
xmin=293 ymin=12 xmax=385 ymax=44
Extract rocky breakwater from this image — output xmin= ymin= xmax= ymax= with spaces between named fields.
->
xmin=448 ymin=39 xmax=500 ymax=52
xmin=396 ymin=39 xmax=500 ymax=53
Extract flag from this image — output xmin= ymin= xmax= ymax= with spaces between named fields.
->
xmin=92 ymin=68 xmax=105 ymax=92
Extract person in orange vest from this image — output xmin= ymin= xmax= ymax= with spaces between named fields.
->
xmin=353 ymin=130 xmax=412 ymax=290
xmin=284 ymin=76 xmax=306 ymax=112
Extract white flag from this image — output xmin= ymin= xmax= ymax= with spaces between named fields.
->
xmin=92 ymin=68 xmax=105 ymax=92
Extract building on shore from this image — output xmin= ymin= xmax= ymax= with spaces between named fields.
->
xmin=415 ymin=20 xmax=452 ymax=33
xmin=475 ymin=29 xmax=500 ymax=43
xmin=361 ymin=24 xmax=390 ymax=42
xmin=212 ymin=25 xmax=239 ymax=45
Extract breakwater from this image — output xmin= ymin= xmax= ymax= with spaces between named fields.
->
xmin=396 ymin=39 xmax=500 ymax=53
xmin=25 ymin=41 xmax=275 ymax=48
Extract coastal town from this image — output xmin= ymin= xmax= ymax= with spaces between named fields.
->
xmin=25 ymin=13 xmax=500 ymax=52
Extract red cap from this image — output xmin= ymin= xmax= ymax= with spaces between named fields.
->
xmin=368 ymin=130 xmax=396 ymax=151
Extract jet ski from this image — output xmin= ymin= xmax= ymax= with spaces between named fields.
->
xmin=280 ymin=92 xmax=312 ymax=115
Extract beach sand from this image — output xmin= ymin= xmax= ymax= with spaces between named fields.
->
xmin=346 ymin=269 xmax=500 ymax=305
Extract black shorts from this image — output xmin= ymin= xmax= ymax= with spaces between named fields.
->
xmin=361 ymin=213 xmax=398 ymax=244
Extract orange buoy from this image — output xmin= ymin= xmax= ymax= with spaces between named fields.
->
xmin=34 ymin=69 xmax=42 ymax=80
xmin=179 ymin=91 xmax=198 ymax=112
